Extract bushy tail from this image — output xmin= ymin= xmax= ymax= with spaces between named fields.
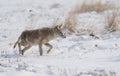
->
xmin=13 ymin=36 xmax=21 ymax=48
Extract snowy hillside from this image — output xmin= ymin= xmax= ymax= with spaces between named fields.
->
xmin=0 ymin=0 xmax=120 ymax=76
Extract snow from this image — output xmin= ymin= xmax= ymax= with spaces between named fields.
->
xmin=0 ymin=0 xmax=120 ymax=76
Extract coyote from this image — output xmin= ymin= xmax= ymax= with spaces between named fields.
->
xmin=13 ymin=25 xmax=66 ymax=56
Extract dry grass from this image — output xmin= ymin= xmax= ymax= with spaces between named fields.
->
xmin=106 ymin=11 xmax=120 ymax=32
xmin=64 ymin=12 xmax=77 ymax=33
xmin=64 ymin=1 xmax=116 ymax=34
xmin=73 ymin=1 xmax=115 ymax=14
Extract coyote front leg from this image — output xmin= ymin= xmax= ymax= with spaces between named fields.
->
xmin=45 ymin=43 xmax=53 ymax=54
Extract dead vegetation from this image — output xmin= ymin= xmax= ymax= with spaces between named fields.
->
xmin=73 ymin=1 xmax=115 ymax=14
xmin=64 ymin=12 xmax=77 ymax=33
xmin=64 ymin=1 xmax=116 ymax=34
xmin=105 ymin=11 xmax=120 ymax=32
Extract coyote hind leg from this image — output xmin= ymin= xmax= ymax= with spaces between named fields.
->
xmin=18 ymin=43 xmax=22 ymax=54
xmin=39 ymin=43 xmax=43 ymax=56
xmin=21 ymin=45 xmax=31 ymax=55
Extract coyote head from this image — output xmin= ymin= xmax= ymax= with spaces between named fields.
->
xmin=53 ymin=24 xmax=66 ymax=38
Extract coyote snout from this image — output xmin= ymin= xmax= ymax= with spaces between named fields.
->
xmin=13 ymin=24 xmax=66 ymax=56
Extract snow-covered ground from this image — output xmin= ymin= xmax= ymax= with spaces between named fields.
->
xmin=0 ymin=0 xmax=120 ymax=76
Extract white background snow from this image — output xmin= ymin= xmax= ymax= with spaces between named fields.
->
xmin=0 ymin=0 xmax=120 ymax=76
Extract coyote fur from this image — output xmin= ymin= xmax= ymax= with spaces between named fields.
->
xmin=13 ymin=25 xmax=66 ymax=56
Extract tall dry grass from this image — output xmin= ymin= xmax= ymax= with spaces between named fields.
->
xmin=64 ymin=12 xmax=77 ymax=33
xmin=106 ymin=11 xmax=120 ymax=32
xmin=64 ymin=1 xmax=116 ymax=33
xmin=73 ymin=1 xmax=115 ymax=14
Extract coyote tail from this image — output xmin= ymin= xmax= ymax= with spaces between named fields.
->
xmin=13 ymin=36 xmax=21 ymax=48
